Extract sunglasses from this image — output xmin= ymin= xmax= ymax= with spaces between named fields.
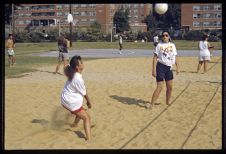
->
xmin=162 ymin=34 xmax=169 ymax=37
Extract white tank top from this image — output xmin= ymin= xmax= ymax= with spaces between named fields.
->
xmin=199 ymin=41 xmax=210 ymax=57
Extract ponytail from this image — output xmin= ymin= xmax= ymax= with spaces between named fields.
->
xmin=64 ymin=55 xmax=82 ymax=81
xmin=64 ymin=65 xmax=75 ymax=81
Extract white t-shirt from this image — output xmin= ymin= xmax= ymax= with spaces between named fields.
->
xmin=199 ymin=41 xmax=210 ymax=57
xmin=153 ymin=36 xmax=159 ymax=43
xmin=154 ymin=41 xmax=177 ymax=67
xmin=61 ymin=72 xmax=86 ymax=111
xmin=119 ymin=36 xmax=123 ymax=44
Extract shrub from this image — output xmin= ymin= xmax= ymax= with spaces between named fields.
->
xmin=183 ymin=30 xmax=204 ymax=41
xmin=14 ymin=31 xmax=28 ymax=42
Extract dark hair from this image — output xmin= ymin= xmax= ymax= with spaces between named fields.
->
xmin=58 ymin=36 xmax=65 ymax=45
xmin=202 ymin=34 xmax=209 ymax=41
xmin=8 ymin=34 xmax=13 ymax=37
xmin=64 ymin=55 xmax=82 ymax=81
xmin=161 ymin=31 xmax=171 ymax=42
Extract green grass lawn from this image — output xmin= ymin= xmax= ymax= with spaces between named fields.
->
xmin=5 ymin=55 xmax=103 ymax=78
xmin=13 ymin=40 xmax=222 ymax=55
xmin=4 ymin=40 xmax=222 ymax=78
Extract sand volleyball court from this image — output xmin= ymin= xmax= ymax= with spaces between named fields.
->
xmin=5 ymin=56 xmax=222 ymax=149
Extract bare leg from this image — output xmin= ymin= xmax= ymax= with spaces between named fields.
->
xmin=55 ymin=61 xmax=62 ymax=74
xmin=166 ymin=80 xmax=173 ymax=105
xmin=12 ymin=56 xmax=16 ymax=65
xmin=197 ymin=61 xmax=203 ymax=73
xmin=8 ymin=56 xmax=11 ymax=67
xmin=149 ymin=81 xmax=164 ymax=109
xmin=119 ymin=44 xmax=122 ymax=54
xmin=204 ymin=60 xmax=208 ymax=73
xmin=63 ymin=59 xmax=69 ymax=67
xmin=70 ymin=116 xmax=81 ymax=127
xmin=75 ymin=110 xmax=91 ymax=140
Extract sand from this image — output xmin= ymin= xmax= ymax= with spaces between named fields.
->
xmin=5 ymin=56 xmax=222 ymax=149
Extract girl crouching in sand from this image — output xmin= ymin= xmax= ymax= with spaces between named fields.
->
xmin=61 ymin=55 xmax=92 ymax=140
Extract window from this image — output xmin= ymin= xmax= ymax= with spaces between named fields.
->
xmin=90 ymin=19 xmax=96 ymax=22
xmin=98 ymin=4 xmax=104 ymax=7
xmin=49 ymin=5 xmax=55 ymax=10
xmin=203 ymin=5 xmax=210 ymax=10
xmin=57 ymin=5 xmax=62 ymax=9
xmin=81 ymin=19 xmax=87 ymax=22
xmin=18 ymin=13 xmax=24 ymax=17
xmin=57 ymin=12 xmax=63 ymax=16
xmin=32 ymin=6 xmax=39 ymax=10
xmin=203 ymin=13 xmax=211 ymax=18
xmin=89 ymin=12 xmax=96 ymax=16
xmin=124 ymin=4 xmax=130 ymax=9
xmin=81 ymin=12 xmax=86 ymax=16
xmin=203 ymin=21 xmax=210 ymax=27
xmin=193 ymin=14 xmax=197 ymax=19
xmin=214 ymin=4 xmax=221 ymax=10
xmin=64 ymin=4 xmax=69 ymax=9
xmin=217 ymin=13 xmax=222 ymax=18
xmin=33 ymin=20 xmax=39 ymax=26
xmin=134 ymin=9 xmax=138 ymax=14
xmin=140 ymin=4 xmax=144 ymax=7
xmin=74 ymin=19 xmax=79 ymax=23
xmin=24 ymin=6 xmax=30 ymax=10
xmin=81 ymin=4 xmax=87 ymax=8
xmin=73 ymin=4 xmax=79 ymax=8
xmin=193 ymin=21 xmax=200 ymax=27
xmin=18 ymin=21 xmax=24 ymax=25
xmin=25 ymin=20 xmax=30 ymax=24
xmin=213 ymin=21 xmax=218 ymax=26
xmin=49 ymin=19 xmax=55 ymax=25
xmin=193 ymin=5 xmax=200 ymax=11
xmin=73 ymin=12 xmax=79 ymax=16
xmin=134 ymin=4 xmax=139 ymax=8
xmin=16 ymin=6 xmax=23 ymax=10
xmin=193 ymin=13 xmax=201 ymax=18
xmin=217 ymin=21 xmax=221 ymax=26
xmin=89 ymin=4 xmax=96 ymax=8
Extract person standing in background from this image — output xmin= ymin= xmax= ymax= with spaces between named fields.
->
xmin=54 ymin=35 xmax=69 ymax=74
xmin=6 ymin=34 xmax=16 ymax=67
xmin=118 ymin=34 xmax=123 ymax=54
xmin=197 ymin=34 xmax=213 ymax=73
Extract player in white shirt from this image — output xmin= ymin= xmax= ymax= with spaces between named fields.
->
xmin=197 ymin=34 xmax=214 ymax=73
xmin=61 ymin=55 xmax=92 ymax=140
xmin=153 ymin=34 xmax=159 ymax=47
xmin=118 ymin=34 xmax=123 ymax=54
xmin=147 ymin=31 xmax=180 ymax=109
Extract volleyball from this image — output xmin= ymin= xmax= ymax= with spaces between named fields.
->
xmin=155 ymin=3 xmax=168 ymax=15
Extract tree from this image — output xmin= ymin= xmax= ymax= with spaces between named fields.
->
xmin=145 ymin=12 xmax=157 ymax=31
xmin=5 ymin=4 xmax=12 ymax=24
xmin=113 ymin=7 xmax=130 ymax=33
xmin=145 ymin=4 xmax=181 ymax=31
xmin=90 ymin=21 xmax=101 ymax=34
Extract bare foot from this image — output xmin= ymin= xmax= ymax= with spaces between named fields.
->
xmin=166 ymin=102 xmax=172 ymax=106
xmin=154 ymin=102 xmax=161 ymax=105
xmin=146 ymin=103 xmax=153 ymax=109
xmin=70 ymin=123 xmax=78 ymax=128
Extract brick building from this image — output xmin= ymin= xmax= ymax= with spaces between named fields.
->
xmin=13 ymin=4 xmax=152 ymax=34
xmin=181 ymin=3 xmax=222 ymax=30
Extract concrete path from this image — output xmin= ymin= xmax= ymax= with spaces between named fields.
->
xmin=32 ymin=49 xmax=222 ymax=58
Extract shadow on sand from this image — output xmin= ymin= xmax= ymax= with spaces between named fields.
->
xmin=110 ymin=95 xmax=150 ymax=109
